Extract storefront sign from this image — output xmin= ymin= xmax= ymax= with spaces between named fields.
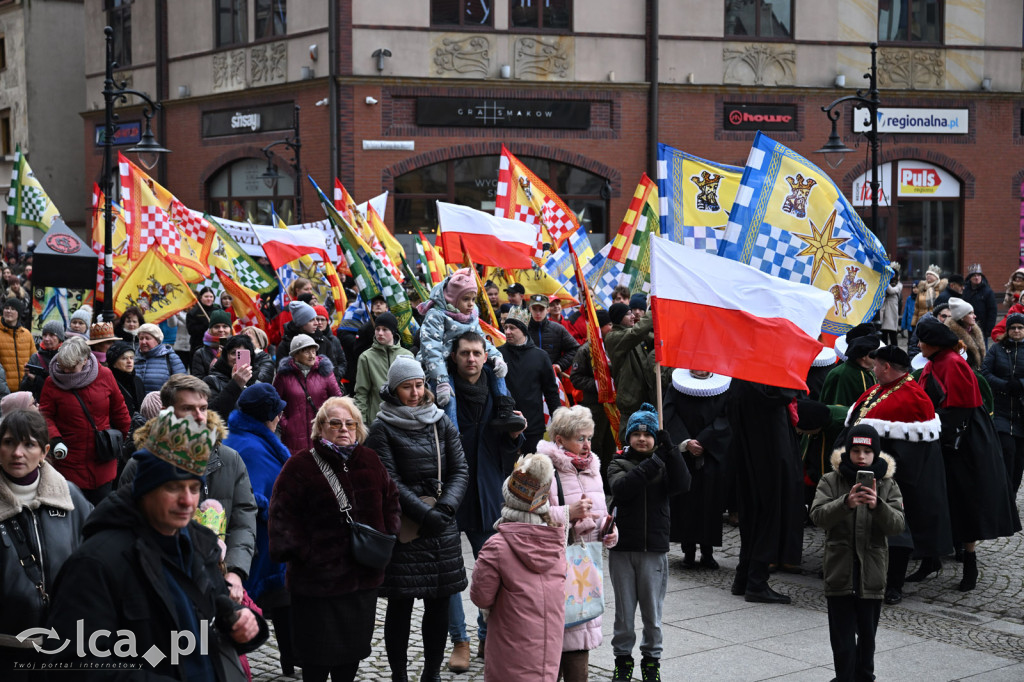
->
xmin=896 ymin=160 xmax=960 ymax=197
xmin=363 ymin=140 xmax=415 ymax=151
xmin=853 ymin=107 xmax=969 ymax=134
xmin=202 ymin=103 xmax=295 ymax=137
xmin=850 ymin=163 xmax=893 ymax=208
xmin=416 ymin=98 xmax=590 ymax=129
xmin=93 ymin=121 xmax=142 ymax=146
xmin=722 ymin=103 xmax=797 ymax=131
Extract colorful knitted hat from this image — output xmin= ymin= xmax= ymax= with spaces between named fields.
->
xmin=625 ymin=402 xmax=659 ymax=439
xmin=506 ymin=453 xmax=554 ymax=513
xmin=143 ymin=407 xmax=216 ymax=476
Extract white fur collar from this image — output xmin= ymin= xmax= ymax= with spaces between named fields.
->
xmin=0 ymin=461 xmax=75 ymax=522
xmin=843 ymin=404 xmax=942 ymax=443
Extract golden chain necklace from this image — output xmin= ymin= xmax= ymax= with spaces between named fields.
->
xmin=855 ymin=374 xmax=912 ymax=424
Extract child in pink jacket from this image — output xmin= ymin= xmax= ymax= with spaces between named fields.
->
xmin=537 ymin=405 xmax=618 ymax=680
xmin=470 ymin=453 xmax=566 ymax=682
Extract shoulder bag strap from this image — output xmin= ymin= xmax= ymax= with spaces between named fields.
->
xmin=0 ymin=518 xmax=48 ymax=604
xmin=298 ymin=376 xmax=316 ymax=410
xmin=310 ymin=449 xmax=353 ymax=524
xmin=71 ymin=389 xmax=100 ymax=435
xmin=432 ymin=423 xmax=442 ymax=498
xmin=554 ymin=469 xmax=564 ymax=506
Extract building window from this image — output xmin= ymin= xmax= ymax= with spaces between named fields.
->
xmin=725 ymin=0 xmax=793 ymax=39
xmin=394 ymin=154 xmax=607 ymax=237
xmin=255 ymin=0 xmax=286 ymax=40
xmin=216 ymin=0 xmax=247 ymax=47
xmin=431 ymin=0 xmax=494 ymax=27
xmin=878 ymin=0 xmax=943 ymax=43
xmin=207 ymin=158 xmax=296 ymax=226
xmin=0 ymin=35 xmax=6 ymax=71
xmin=510 ymin=0 xmax=572 ymax=31
xmin=0 ymin=110 xmax=11 ymax=157
xmin=894 ymin=200 xmax=959 ymax=283
xmin=105 ymin=0 xmax=132 ymax=67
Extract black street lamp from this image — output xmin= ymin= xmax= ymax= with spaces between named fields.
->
xmin=816 ymin=42 xmax=882 ymax=237
xmin=260 ymin=105 xmax=302 ymax=222
xmin=101 ymin=25 xmax=170 ymax=322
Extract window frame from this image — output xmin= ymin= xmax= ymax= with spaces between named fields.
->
xmin=0 ymin=35 xmax=7 ymax=72
xmin=429 ymin=0 xmax=496 ymax=29
xmin=206 ymin=158 xmax=297 ymax=226
xmin=0 ymin=109 xmax=11 ymax=158
xmin=509 ymin=0 xmax=574 ymax=33
xmin=254 ymin=0 xmax=287 ymax=42
xmin=215 ymin=0 xmax=248 ymax=48
xmin=723 ymin=0 xmax=795 ymax=42
xmin=105 ymin=0 xmax=132 ymax=68
xmin=877 ymin=0 xmax=945 ymax=46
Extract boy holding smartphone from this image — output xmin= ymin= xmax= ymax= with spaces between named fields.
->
xmin=810 ymin=424 xmax=905 ymax=682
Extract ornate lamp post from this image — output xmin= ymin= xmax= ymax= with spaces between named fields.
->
xmin=101 ymin=25 xmax=170 ymax=322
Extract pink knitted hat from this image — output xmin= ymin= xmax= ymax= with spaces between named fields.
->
xmin=444 ymin=268 xmax=477 ymax=305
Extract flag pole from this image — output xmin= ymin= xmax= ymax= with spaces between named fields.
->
xmin=655 ymin=359 xmax=664 ymax=428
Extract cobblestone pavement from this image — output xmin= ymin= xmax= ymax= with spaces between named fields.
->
xmin=249 ymin=486 xmax=1024 ymax=680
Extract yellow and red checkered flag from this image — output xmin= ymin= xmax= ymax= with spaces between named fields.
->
xmin=216 ymin=267 xmax=266 ymax=333
xmin=118 ymin=153 xmax=213 ymax=282
xmin=569 ymin=240 xmax=620 ymax=445
xmin=494 ymin=145 xmax=579 ymax=255
xmin=90 ymin=184 xmax=129 ymax=302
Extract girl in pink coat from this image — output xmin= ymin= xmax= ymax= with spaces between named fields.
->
xmin=471 ymin=453 xmax=567 ymax=682
xmin=537 ymin=405 xmax=618 ymax=681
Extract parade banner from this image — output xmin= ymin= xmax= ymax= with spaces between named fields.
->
xmin=6 ymin=145 xmax=60 ymax=232
xmin=113 ymin=246 xmax=196 ymax=322
xmin=437 ymin=201 xmax=535 ymax=268
xmin=651 ymin=237 xmax=830 ymax=391
xmin=495 ymin=145 xmax=580 ymax=254
xmin=90 ymin=185 xmax=129 ymax=301
xmin=204 ymin=215 xmax=276 ymax=294
xmin=718 ymin=132 xmax=893 ymax=336
xmin=656 ymin=144 xmax=743 ymax=239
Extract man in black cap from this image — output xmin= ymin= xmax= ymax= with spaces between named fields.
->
xmin=935 ymin=273 xmax=963 ymax=308
xmin=570 ymin=309 xmax=617 ymax=479
xmin=629 ymin=292 xmax=648 ymax=321
xmin=844 ymin=342 xmax=952 ymax=603
xmin=526 ymin=293 xmax=578 ymax=372
xmin=819 ymin=331 xmax=880 ymax=408
xmin=505 ymin=283 xmax=526 ymax=308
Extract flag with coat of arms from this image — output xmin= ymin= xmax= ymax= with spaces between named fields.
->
xmin=6 ymin=145 xmax=60 ymax=232
xmin=717 ymin=132 xmax=893 ymax=336
xmin=495 ymin=145 xmax=580 ymax=255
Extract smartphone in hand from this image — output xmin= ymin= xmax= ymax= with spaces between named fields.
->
xmin=235 ymin=348 xmax=251 ymax=367
xmin=855 ymin=470 xmax=875 ymax=488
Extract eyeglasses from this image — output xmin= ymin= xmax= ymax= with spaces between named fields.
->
xmin=326 ymin=419 xmax=357 ymax=431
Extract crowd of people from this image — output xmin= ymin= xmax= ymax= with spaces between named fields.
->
xmin=0 ymin=255 xmax=1021 ymax=682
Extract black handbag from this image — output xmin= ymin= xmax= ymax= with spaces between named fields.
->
xmin=71 ymin=390 xmax=124 ymax=463
xmin=310 ymin=449 xmax=396 ymax=569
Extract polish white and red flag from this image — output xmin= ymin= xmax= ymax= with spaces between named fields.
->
xmin=436 ymin=201 xmax=535 ymax=268
xmin=249 ymin=224 xmax=332 ymax=271
xmin=650 ymin=236 xmax=831 ymax=391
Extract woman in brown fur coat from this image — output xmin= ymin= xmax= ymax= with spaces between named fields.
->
xmin=946 ymin=298 xmax=987 ymax=369
xmin=911 ymin=265 xmax=947 ymax=327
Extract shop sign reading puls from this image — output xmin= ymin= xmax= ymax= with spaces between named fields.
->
xmin=853 ymin=107 xmax=969 ymax=134
xmin=850 ymin=160 xmax=960 ymax=206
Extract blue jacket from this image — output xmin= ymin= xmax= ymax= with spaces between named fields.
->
xmin=224 ymin=410 xmax=291 ymax=602
xmin=451 ymin=363 xmax=523 ymax=533
xmin=134 ymin=343 xmax=186 ymax=392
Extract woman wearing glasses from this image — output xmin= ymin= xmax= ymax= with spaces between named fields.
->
xmin=535 ymin=405 xmax=618 ymax=682
xmin=364 ymin=356 xmax=469 ymax=682
xmin=269 ymin=396 xmax=400 ymax=682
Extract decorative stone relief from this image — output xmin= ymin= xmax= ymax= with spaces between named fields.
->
xmin=514 ymin=36 xmax=571 ymax=80
xmin=723 ymin=44 xmax=795 ymax=86
xmin=877 ymin=48 xmax=944 ymax=90
xmin=433 ymin=35 xmax=491 ymax=77
xmin=251 ymin=41 xmax=287 ymax=85
xmin=213 ymin=49 xmax=246 ymax=92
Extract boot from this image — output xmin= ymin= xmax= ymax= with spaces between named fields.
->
xmin=699 ymin=545 xmax=719 ymax=569
xmin=730 ymin=572 xmax=746 ymax=596
xmin=640 ymin=657 xmax=661 ymax=682
xmin=958 ymin=551 xmax=978 ymax=592
xmin=612 ymin=656 xmax=634 ymax=681
xmin=447 ymin=640 xmax=471 ymax=673
xmin=419 ymin=673 xmax=441 ymax=682
xmin=391 ymin=671 xmax=408 ymax=682
xmin=488 ymin=395 xmax=528 ymax=432
xmin=905 ymin=557 xmax=942 ymax=582
xmin=681 ymin=544 xmax=696 ymax=568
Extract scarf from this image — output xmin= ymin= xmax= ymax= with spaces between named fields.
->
xmin=453 ymin=370 xmax=489 ymax=406
xmin=569 ymin=449 xmax=593 ymax=472
xmin=837 ymin=451 xmax=890 ymax=486
xmin=48 ymin=352 xmax=99 ymax=391
xmin=416 ymin=298 xmax=477 ymax=325
xmin=376 ymin=394 xmax=445 ymax=430
xmin=202 ymin=331 xmax=222 ymax=358
xmin=319 ymin=438 xmax=356 ymax=461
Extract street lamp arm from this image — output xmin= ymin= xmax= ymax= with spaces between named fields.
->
xmin=821 ymin=93 xmax=875 ymax=116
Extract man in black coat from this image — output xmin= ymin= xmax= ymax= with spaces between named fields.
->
xmin=525 ymin=293 xmax=578 ymax=371
xmin=47 ymin=410 xmax=268 ymax=680
xmin=963 ymin=266 xmax=998 ymax=341
xmin=500 ymin=307 xmax=561 ymax=456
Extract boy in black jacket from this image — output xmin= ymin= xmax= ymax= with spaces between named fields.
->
xmin=607 ymin=403 xmax=691 ymax=682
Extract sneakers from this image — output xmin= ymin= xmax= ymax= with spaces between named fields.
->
xmin=487 ymin=395 xmax=527 ymax=432
xmin=640 ymin=658 xmax=661 ymax=682
xmin=612 ymin=656 xmax=634 ymax=681
xmin=447 ymin=640 xmax=470 ymax=673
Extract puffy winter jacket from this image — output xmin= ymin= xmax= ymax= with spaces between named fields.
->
xmin=251 ymin=349 xmax=276 ymax=383
xmin=191 ymin=345 xmax=219 ymax=381
xmin=364 ymin=398 xmax=469 ymax=599
xmin=604 ymin=314 xmax=656 ymax=416
xmin=499 ymin=338 xmax=561 ymax=438
xmin=186 ymin=302 xmax=223 ymax=352
xmin=528 ymin=318 xmax=579 ymax=371
xmin=537 ymin=440 xmax=615 ymax=653
xmin=417 ymin=279 xmax=501 ymax=386
xmin=134 ymin=342 xmax=187 ymax=393
xmin=981 ymin=338 xmax=1024 ymax=435
xmin=353 ymin=340 xmax=413 ymax=425
xmin=314 ymin=329 xmax=348 ymax=386
xmin=809 ymin=450 xmax=905 ymax=599
xmin=0 ymin=322 xmax=35 ymax=392
xmin=273 ymin=355 xmax=342 ymax=455
xmin=121 ymin=410 xmax=258 ymax=579
xmin=0 ymin=463 xmax=92 ymax=644
xmin=39 ymin=363 xmax=131 ymax=491
xmin=963 ymin=277 xmax=998 ymax=339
